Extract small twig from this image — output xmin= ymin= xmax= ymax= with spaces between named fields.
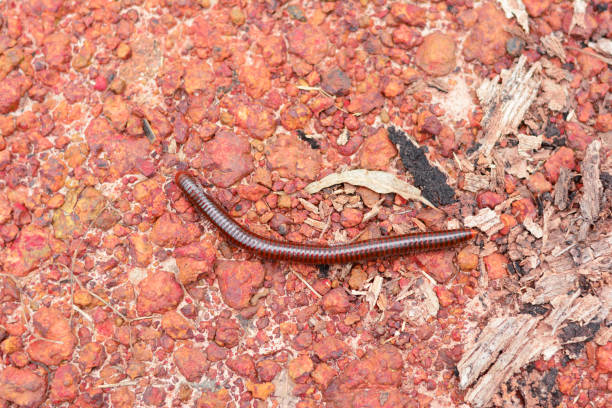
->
xmin=290 ymin=270 xmax=322 ymax=298
xmin=567 ymin=46 xmax=612 ymax=65
xmin=72 ymin=305 xmax=93 ymax=322
xmin=97 ymin=380 xmax=139 ymax=389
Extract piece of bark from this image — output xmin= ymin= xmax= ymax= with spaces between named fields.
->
xmin=460 ymin=290 xmax=605 ymax=408
xmin=463 ymin=173 xmax=491 ymax=193
xmin=473 ymin=56 xmax=541 ymax=160
xmin=554 ymin=167 xmax=571 ymax=210
xmin=521 ymin=272 xmax=578 ymax=305
xmin=464 ymin=208 xmax=503 ymax=236
xmin=579 ymin=140 xmax=603 ymax=240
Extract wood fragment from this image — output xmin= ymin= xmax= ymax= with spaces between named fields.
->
xmin=365 ymin=276 xmax=383 ymax=311
xmin=497 ymin=0 xmax=529 ymax=33
xmin=305 ymin=169 xmax=435 ymax=208
xmin=462 ymin=173 xmax=491 ymax=193
xmin=588 ymin=38 xmax=612 ymax=57
xmin=304 ymin=217 xmax=327 ymax=231
xmin=541 ymin=32 xmax=567 ymax=62
xmin=464 ymin=208 xmax=503 ymax=236
xmin=517 ymin=133 xmax=543 ymax=157
xmin=460 ymin=289 xmax=605 ymax=408
xmin=298 ymin=198 xmax=319 ymax=215
xmin=523 ymin=216 xmax=543 ymax=239
xmin=521 ymin=272 xmax=578 ymax=305
xmin=474 ymin=56 xmax=541 ymax=160
xmin=399 ymin=277 xmax=439 ymax=325
xmin=554 ymin=167 xmax=572 ymax=210
xmin=458 ymin=315 xmax=532 ymax=389
xmin=579 ymin=140 xmax=603 ymax=240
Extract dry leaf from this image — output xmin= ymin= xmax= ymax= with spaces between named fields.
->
xmin=304 ymin=169 xmax=436 ymax=208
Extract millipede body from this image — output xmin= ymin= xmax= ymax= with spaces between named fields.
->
xmin=175 ymin=172 xmax=477 ymax=264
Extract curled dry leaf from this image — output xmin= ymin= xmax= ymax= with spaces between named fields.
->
xmin=304 ymin=169 xmax=436 ymax=208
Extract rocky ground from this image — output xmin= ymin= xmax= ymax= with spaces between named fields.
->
xmin=0 ymin=0 xmax=610 ymax=407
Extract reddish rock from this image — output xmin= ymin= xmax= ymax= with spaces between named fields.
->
xmin=227 ymin=354 xmax=256 ymax=379
xmin=287 ymin=24 xmax=328 ymax=65
xmin=216 ymin=260 xmax=265 ymax=309
xmin=162 ymin=311 xmax=194 ymax=340
xmin=544 ymin=147 xmax=575 ymax=183
xmin=313 ymin=337 xmax=347 ymax=361
xmin=215 ymin=317 xmax=243 ymax=348
xmin=347 ymin=89 xmax=384 ymax=115
xmin=511 ymin=198 xmax=537 ymax=223
xmin=288 ymin=354 xmax=314 ymax=381
xmin=415 ymin=251 xmax=457 ymax=283
xmin=312 ymin=363 xmax=337 ymax=389
xmin=457 ymin=249 xmax=478 ymax=271
xmin=557 ymin=374 xmax=577 ymax=395
xmin=324 ymin=345 xmax=403 ymax=405
xmin=392 ymin=25 xmax=423 ymax=50
xmin=463 ymin=3 xmax=512 ymax=65
xmin=484 ymin=253 xmax=508 ymax=280
xmin=174 ymin=344 xmax=207 ymax=381
xmin=415 ymin=32 xmax=457 ymax=77
xmin=322 ymin=68 xmax=352 ymax=96
xmin=524 ymin=0 xmax=552 ymax=17
xmin=2 ymin=225 xmax=51 ymax=277
xmin=27 ymin=307 xmax=77 ymax=365
xmin=0 ymin=72 xmax=29 ymax=114
xmin=184 ymin=60 xmax=214 ymax=94
xmin=49 ymin=364 xmax=80 ymax=404
xmin=201 ymin=129 xmax=254 ymax=188
xmin=476 ymin=191 xmax=504 ymax=209
xmin=340 ymin=208 xmax=363 ymax=228
xmin=237 ymin=184 xmax=269 ymax=202
xmin=233 ymin=102 xmax=277 ymax=140
xmin=110 ymin=387 xmax=135 ymax=408
xmin=359 ymin=127 xmax=397 ymax=170
xmin=0 ymin=48 xmax=24 ymax=81
xmin=595 ymin=113 xmax=612 ymax=132
xmin=43 ymin=32 xmax=71 ymax=70
xmin=565 ymin=122 xmax=594 ymax=151
xmin=527 ymin=172 xmax=553 ymax=194
xmin=258 ymin=35 xmax=286 ymax=67
xmin=78 ymin=342 xmax=106 ymax=372
xmin=196 ymin=389 xmax=231 ymax=408
xmin=266 ymin=133 xmax=321 ymax=181
xmin=136 ymin=270 xmax=184 ymax=316
xmin=381 ymin=75 xmax=404 ymax=98
xmin=0 ymin=367 xmax=46 ymax=407
xmin=39 ymin=157 xmax=67 ymax=193
xmin=321 ymin=288 xmax=351 ymax=314
xmin=175 ymin=240 xmax=217 ymax=285
xmin=128 ymin=233 xmax=152 ymax=267
xmin=143 ymin=386 xmax=166 ymax=407
xmin=240 ymin=58 xmax=271 ymax=99
xmin=576 ymin=51 xmax=607 ymax=78
xmin=435 ymin=286 xmax=454 ymax=307
xmin=280 ymin=103 xmax=312 ymax=131
xmin=150 ymin=212 xmax=198 ymax=248
xmin=246 ymin=380 xmax=275 ymax=400
xmin=257 ymin=360 xmax=282 ymax=382
xmin=103 ymin=95 xmax=130 ymax=130
xmin=596 ymin=342 xmax=612 ymax=373
xmin=391 ymin=3 xmax=426 ymax=26
xmin=0 ymin=276 xmax=19 ymax=302
xmin=206 ymin=343 xmax=228 ymax=362
xmin=499 ymin=213 xmax=517 ymax=235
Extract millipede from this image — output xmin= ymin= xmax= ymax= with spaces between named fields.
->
xmin=175 ymin=172 xmax=477 ymax=264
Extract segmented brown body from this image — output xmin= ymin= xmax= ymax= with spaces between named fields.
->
xmin=176 ymin=172 xmax=477 ymax=264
